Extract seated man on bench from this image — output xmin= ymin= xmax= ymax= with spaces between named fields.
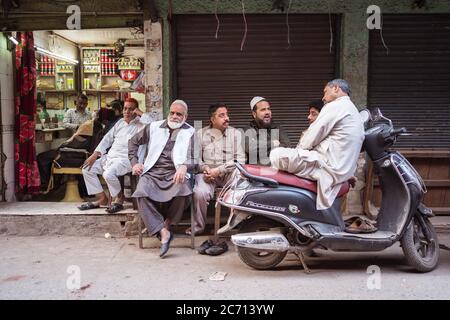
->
xmin=79 ymin=98 xmax=153 ymax=213
xmin=191 ymin=103 xmax=246 ymax=236
xmin=128 ymin=100 xmax=196 ymax=257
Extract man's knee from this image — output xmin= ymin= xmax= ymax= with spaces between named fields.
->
xmin=102 ymin=170 xmax=118 ymax=182
xmin=193 ymin=185 xmax=212 ymax=202
xmin=81 ymin=167 xmax=92 ymax=177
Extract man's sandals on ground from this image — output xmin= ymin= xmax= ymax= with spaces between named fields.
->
xmin=105 ymin=203 xmax=124 ymax=213
xmin=198 ymin=240 xmax=228 ymax=256
xmin=344 ymin=215 xmax=377 ymax=234
xmin=78 ymin=202 xmax=100 ymax=210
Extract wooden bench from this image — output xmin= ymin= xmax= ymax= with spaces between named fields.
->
xmin=136 ymin=182 xmax=224 ymax=250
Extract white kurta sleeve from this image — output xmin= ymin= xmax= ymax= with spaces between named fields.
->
xmin=299 ymin=106 xmax=342 ymax=150
xmin=94 ymin=123 xmax=116 ymax=155
xmin=139 ymin=112 xmax=155 ymax=125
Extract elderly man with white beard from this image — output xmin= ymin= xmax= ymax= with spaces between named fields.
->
xmin=128 ymin=100 xmax=196 ymax=258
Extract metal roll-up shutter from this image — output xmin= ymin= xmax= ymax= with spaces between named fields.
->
xmin=175 ymin=14 xmax=339 ymax=144
xmin=368 ymin=14 xmax=450 ymax=149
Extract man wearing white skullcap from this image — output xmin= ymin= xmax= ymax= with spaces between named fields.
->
xmin=244 ymin=96 xmax=291 ymax=165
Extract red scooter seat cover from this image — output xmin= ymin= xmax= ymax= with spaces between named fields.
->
xmin=244 ymin=165 xmax=350 ymax=198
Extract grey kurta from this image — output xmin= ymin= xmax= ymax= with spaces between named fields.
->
xmin=128 ymin=121 xmax=195 ymax=236
xmin=270 ymin=96 xmax=364 ymax=210
xmin=132 ymin=138 xmax=192 ymax=202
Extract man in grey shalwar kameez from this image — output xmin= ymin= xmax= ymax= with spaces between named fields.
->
xmin=128 ymin=100 xmax=195 ymax=257
xmin=270 ymin=79 xmax=364 ymax=210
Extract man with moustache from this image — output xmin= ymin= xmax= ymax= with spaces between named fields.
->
xmin=270 ymin=79 xmax=364 ymax=210
xmin=128 ymin=100 xmax=196 ymax=257
xmin=189 ymin=103 xmax=246 ymax=236
xmin=79 ymin=98 xmax=153 ymax=213
xmin=244 ymin=96 xmax=291 ymax=165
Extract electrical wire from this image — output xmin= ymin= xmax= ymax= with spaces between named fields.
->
xmin=240 ymin=0 xmax=247 ymax=51
xmin=286 ymin=0 xmax=292 ymax=48
xmin=215 ymin=0 xmax=220 ymax=39
xmin=327 ymin=0 xmax=333 ymax=53
xmin=380 ymin=12 xmax=389 ymax=55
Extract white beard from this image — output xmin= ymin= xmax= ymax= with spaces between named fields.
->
xmin=167 ymin=120 xmax=184 ymax=129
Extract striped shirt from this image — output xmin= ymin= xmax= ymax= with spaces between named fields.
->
xmin=63 ymin=108 xmax=92 ymax=130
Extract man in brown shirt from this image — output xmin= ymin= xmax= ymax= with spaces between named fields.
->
xmin=190 ymin=103 xmax=246 ymax=235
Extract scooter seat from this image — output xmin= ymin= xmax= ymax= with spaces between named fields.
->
xmin=244 ymin=165 xmax=350 ymax=198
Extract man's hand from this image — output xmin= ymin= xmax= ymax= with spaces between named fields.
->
xmin=133 ymin=108 xmax=144 ymax=117
xmin=272 ymin=139 xmax=280 ymax=148
xmin=173 ymin=165 xmax=187 ymax=184
xmin=82 ymin=151 xmax=101 ymax=170
xmin=132 ymin=163 xmax=144 ymax=176
xmin=202 ymin=166 xmax=214 ymax=183
xmin=203 ymin=167 xmax=220 ymax=184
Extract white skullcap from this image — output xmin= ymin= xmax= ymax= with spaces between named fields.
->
xmin=250 ymin=96 xmax=266 ymax=110
xmin=171 ymin=99 xmax=188 ymax=112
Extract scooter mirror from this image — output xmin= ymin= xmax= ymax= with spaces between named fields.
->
xmin=371 ymin=107 xmax=383 ymax=121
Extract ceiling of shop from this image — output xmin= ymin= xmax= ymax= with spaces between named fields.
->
xmin=53 ymin=28 xmax=143 ymax=45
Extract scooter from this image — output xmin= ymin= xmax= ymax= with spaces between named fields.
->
xmin=217 ymin=108 xmax=439 ymax=273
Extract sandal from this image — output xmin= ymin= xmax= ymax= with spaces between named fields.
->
xmin=205 ymin=241 xmax=229 ymax=256
xmin=198 ymin=240 xmax=214 ymax=255
xmin=78 ymin=202 xmax=100 ymax=211
xmin=345 ymin=216 xmax=377 ymax=234
xmin=105 ymin=203 xmax=124 ymax=214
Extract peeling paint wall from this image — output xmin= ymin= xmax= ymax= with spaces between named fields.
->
xmin=143 ymin=21 xmax=164 ymax=119
xmin=154 ymin=0 xmax=450 ymax=112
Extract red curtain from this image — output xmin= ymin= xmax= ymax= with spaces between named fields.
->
xmin=14 ymin=32 xmax=40 ymax=196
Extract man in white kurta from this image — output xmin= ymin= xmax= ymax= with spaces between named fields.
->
xmin=79 ymin=98 xmax=154 ymax=213
xmin=270 ymin=79 xmax=364 ymax=210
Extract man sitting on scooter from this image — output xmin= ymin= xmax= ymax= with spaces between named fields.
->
xmin=270 ymin=79 xmax=364 ymax=210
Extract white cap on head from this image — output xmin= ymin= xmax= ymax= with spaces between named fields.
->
xmin=250 ymin=96 xmax=266 ymax=110
xmin=171 ymin=99 xmax=188 ymax=113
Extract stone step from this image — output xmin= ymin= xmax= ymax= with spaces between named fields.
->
xmin=0 ymin=202 xmax=138 ymax=237
xmin=0 ymin=202 xmax=448 ymax=237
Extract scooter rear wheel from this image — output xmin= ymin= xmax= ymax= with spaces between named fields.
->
xmin=400 ymin=216 xmax=439 ymax=273
xmin=236 ymin=217 xmax=287 ymax=270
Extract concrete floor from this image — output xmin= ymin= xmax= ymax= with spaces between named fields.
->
xmin=1 ymin=233 xmax=450 ymax=300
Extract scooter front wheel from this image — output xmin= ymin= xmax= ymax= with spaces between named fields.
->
xmin=400 ymin=216 xmax=440 ymax=272
xmin=236 ymin=217 xmax=287 ymax=270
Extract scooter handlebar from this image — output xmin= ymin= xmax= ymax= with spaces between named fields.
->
xmin=392 ymin=127 xmax=407 ymax=136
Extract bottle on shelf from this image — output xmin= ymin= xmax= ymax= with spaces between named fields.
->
xmin=39 ymin=103 xmax=50 ymax=128
xmin=95 ymin=74 xmax=101 ymax=90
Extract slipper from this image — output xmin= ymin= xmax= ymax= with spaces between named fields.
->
xmin=105 ymin=203 xmax=124 ymax=214
xmin=160 ymin=232 xmax=174 ymax=258
xmin=197 ymin=240 xmax=214 ymax=255
xmin=78 ymin=202 xmax=100 ymax=211
xmin=205 ymin=241 xmax=228 ymax=256
xmin=345 ymin=217 xmax=377 ymax=234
